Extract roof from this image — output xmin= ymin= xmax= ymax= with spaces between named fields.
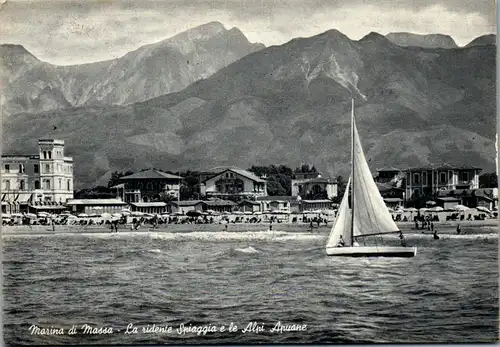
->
xmin=202 ymin=168 xmax=266 ymax=183
xmin=383 ymin=198 xmax=404 ymax=202
xmin=120 ymin=169 xmax=183 ymax=180
xmin=66 ymin=199 xmax=127 ymax=205
xmin=203 ymin=200 xmax=237 ymax=206
xmin=256 ymin=196 xmax=296 ymax=201
xmin=376 ymin=182 xmax=404 ymax=191
xmin=302 ymin=199 xmax=333 ymax=203
xmin=28 ymin=205 xmax=68 ymax=210
xmin=169 ymin=200 xmax=203 ymax=206
xmin=404 ymin=164 xmax=482 ymax=172
xmin=238 ymin=200 xmax=260 ymax=205
xmin=293 ymin=178 xmax=337 ymax=184
xmin=130 ymin=202 xmax=167 ymax=207
xmin=376 ymin=167 xmax=401 ymax=172
xmin=437 ymin=197 xmax=460 ymax=201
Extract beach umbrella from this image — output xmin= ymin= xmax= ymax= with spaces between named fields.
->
xmin=112 ymin=213 xmax=122 ymax=218
xmin=121 ymin=208 xmax=131 ymax=213
xmin=131 ymin=211 xmax=144 ymax=216
xmin=25 ymin=213 xmax=37 ymax=218
xmin=405 ymin=207 xmax=418 ymax=212
xmin=100 ymin=212 xmax=112 ymax=219
xmin=186 ymin=210 xmax=203 ymax=217
xmin=426 ymin=201 xmax=437 ymax=206
xmin=418 ymin=208 xmax=428 ymax=213
xmin=37 ymin=212 xmax=49 ymax=217
xmin=244 ymin=211 xmax=253 ymax=215
xmin=233 ymin=211 xmax=243 ymax=215
xmin=66 ymin=215 xmax=78 ymax=219
xmin=476 ymin=206 xmax=491 ymax=213
xmin=429 ymin=206 xmax=444 ymax=212
xmin=453 ymin=204 xmax=470 ymax=211
xmin=78 ymin=213 xmax=88 ymax=218
xmin=161 ymin=213 xmax=170 ymax=217
xmin=253 ymin=211 xmax=262 ymax=215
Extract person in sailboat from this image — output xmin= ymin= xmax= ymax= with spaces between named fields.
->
xmin=337 ymin=235 xmax=345 ymax=247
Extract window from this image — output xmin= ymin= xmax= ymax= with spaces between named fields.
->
xmin=34 ymin=180 xmax=40 ymax=189
xmin=413 ymin=188 xmax=420 ymax=197
xmin=67 ymin=180 xmax=71 ymax=191
xmin=19 ymin=180 xmax=25 ymax=190
xmin=44 ymin=179 xmax=51 ymax=190
xmin=19 ymin=164 xmax=25 ymax=174
xmin=43 ymin=151 xmax=47 ymax=159
xmin=4 ymin=164 xmax=9 ymax=173
xmin=413 ymin=173 xmax=420 ymax=184
xmin=58 ymin=179 xmax=62 ymax=190
xmin=422 ymin=172 xmax=427 ymax=185
xmin=4 ymin=180 xmax=10 ymax=190
xmin=48 ymin=151 xmax=52 ymax=159
xmin=459 ymin=171 xmax=469 ymax=182
xmin=440 ymin=172 xmax=447 ymax=184
xmin=45 ymin=164 xmax=50 ymax=173
xmin=34 ymin=164 xmax=39 ymax=174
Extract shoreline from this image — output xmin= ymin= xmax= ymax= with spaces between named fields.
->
xmin=2 ymin=219 xmax=497 ymax=236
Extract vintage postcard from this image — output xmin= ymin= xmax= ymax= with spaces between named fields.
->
xmin=0 ymin=0 xmax=498 ymax=345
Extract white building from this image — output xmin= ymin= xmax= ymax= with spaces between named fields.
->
xmin=1 ymin=139 xmax=74 ymax=213
xmin=200 ymin=168 xmax=267 ymax=199
xmin=291 ymin=172 xmax=338 ymax=200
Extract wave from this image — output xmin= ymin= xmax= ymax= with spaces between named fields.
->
xmin=233 ymin=246 xmax=260 ymax=254
xmin=4 ymin=231 xmax=323 ymax=242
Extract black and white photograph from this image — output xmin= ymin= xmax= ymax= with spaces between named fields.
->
xmin=0 ymin=0 xmax=498 ymax=345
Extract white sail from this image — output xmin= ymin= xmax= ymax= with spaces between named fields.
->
xmin=326 ymin=177 xmax=352 ymax=248
xmin=352 ymin=116 xmax=399 ymax=237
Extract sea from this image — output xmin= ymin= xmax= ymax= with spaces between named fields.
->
xmin=3 ymin=226 xmax=499 ymax=345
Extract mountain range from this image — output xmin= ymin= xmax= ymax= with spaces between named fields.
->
xmin=0 ymin=22 xmax=264 ymax=116
xmin=1 ymin=26 xmax=496 ymax=188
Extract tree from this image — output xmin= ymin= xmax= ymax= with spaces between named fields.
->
xmin=331 ymin=175 xmax=347 ymax=203
xmin=479 ymin=173 xmax=498 ymax=188
xmin=108 ymin=170 xmax=134 ymax=187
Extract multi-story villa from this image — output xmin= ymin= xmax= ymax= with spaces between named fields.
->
xmin=200 ymin=167 xmax=267 ymax=199
xmin=405 ymin=164 xmax=481 ymax=201
xmin=291 ymin=171 xmax=338 ymax=200
xmin=1 ymin=139 xmax=74 ymax=213
xmin=113 ymin=169 xmax=183 ymax=203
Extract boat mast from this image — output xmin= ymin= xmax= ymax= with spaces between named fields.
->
xmin=350 ymin=98 xmax=355 ymax=246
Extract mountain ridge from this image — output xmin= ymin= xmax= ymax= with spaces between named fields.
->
xmin=0 ymin=21 xmax=265 ymax=115
xmin=2 ymin=28 xmax=495 ymax=188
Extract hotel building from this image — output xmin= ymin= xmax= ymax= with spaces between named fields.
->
xmin=1 ymin=139 xmax=74 ymax=213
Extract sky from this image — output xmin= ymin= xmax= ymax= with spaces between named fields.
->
xmin=0 ymin=0 xmax=496 ymax=65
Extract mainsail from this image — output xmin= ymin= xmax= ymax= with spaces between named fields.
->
xmin=326 ymin=100 xmax=399 ymax=249
xmin=351 ymin=115 xmax=400 ymax=237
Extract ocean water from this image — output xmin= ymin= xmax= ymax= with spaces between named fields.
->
xmin=3 ymin=228 xmax=498 ymax=345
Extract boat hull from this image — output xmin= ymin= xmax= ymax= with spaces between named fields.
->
xmin=326 ymin=246 xmax=417 ymax=257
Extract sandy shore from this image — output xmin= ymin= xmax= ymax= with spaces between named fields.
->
xmin=2 ymin=219 xmax=497 ymax=236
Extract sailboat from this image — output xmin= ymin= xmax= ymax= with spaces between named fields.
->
xmin=325 ymin=99 xmax=417 ymax=257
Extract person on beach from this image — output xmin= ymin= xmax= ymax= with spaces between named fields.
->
xmin=433 ymin=230 xmax=439 ymax=240
xmin=431 ymin=222 xmax=434 ymax=232
xmin=399 ymin=231 xmax=407 ymax=247
xmin=51 ymin=219 xmax=55 ymax=232
xmin=456 ymin=224 xmax=461 ymax=234
xmin=309 ymin=221 xmax=314 ymax=231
